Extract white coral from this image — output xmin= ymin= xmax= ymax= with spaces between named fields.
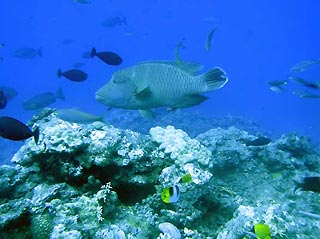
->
xmin=149 ymin=126 xmax=212 ymax=166
xmin=158 ymin=222 xmax=181 ymax=239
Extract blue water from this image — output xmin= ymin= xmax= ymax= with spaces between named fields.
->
xmin=1 ymin=0 xmax=320 ymax=162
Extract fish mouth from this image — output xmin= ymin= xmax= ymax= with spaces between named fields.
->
xmin=95 ymin=92 xmax=108 ymax=104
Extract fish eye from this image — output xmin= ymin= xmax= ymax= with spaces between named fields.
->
xmin=112 ymin=77 xmax=128 ymax=84
xmin=112 ymin=75 xmax=130 ymax=84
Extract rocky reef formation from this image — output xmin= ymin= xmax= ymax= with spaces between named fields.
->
xmin=0 ymin=109 xmax=319 ymax=238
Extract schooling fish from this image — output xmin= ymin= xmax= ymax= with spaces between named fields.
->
xmin=161 ymin=185 xmax=180 ymax=203
xmin=13 ymin=47 xmax=42 ymax=59
xmin=267 ymin=80 xmax=288 ymax=93
xmin=0 ymin=91 xmax=7 ymax=109
xmin=290 ymin=59 xmax=320 ymax=73
xmin=0 ymin=116 xmax=39 ymax=143
xmin=57 ymin=69 xmax=88 ymax=82
xmin=289 ymin=77 xmax=320 ymax=90
xmin=96 ymin=61 xmax=228 ymax=117
xmin=91 ymin=48 xmax=123 ymax=66
xmin=267 ymin=80 xmax=288 ymax=87
xmin=23 ymin=88 xmax=65 ymax=111
xmin=292 ymin=89 xmax=320 ymax=99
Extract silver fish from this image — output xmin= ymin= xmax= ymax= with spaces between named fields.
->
xmin=269 ymin=86 xmax=284 ymax=93
xmin=96 ymin=61 xmax=228 ymax=116
xmin=289 ymin=76 xmax=320 ymax=90
xmin=290 ymin=59 xmax=320 ymax=73
xmin=292 ymin=89 xmax=320 ymax=99
xmin=267 ymin=80 xmax=288 ymax=87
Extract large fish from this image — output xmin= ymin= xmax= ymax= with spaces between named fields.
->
xmin=96 ymin=61 xmax=228 ymax=116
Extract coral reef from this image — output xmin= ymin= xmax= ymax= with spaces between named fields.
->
xmin=0 ymin=109 xmax=319 ymax=238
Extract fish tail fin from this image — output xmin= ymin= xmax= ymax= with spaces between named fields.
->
xmin=37 ymin=47 xmax=42 ymax=57
xmin=57 ymin=69 xmax=62 ymax=78
xmin=90 ymin=48 xmax=97 ymax=58
xmin=56 ymin=87 xmax=65 ymax=101
xmin=33 ymin=126 xmax=40 ymax=144
xmin=202 ymin=67 xmax=228 ymax=92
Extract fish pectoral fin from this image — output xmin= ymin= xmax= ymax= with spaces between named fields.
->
xmin=173 ymin=94 xmax=208 ymax=108
xmin=134 ymin=86 xmax=152 ymax=99
xmin=139 ymin=109 xmax=155 ymax=119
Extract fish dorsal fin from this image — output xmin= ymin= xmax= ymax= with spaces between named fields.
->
xmin=134 ymin=86 xmax=152 ymax=99
xmin=138 ymin=60 xmax=204 ymax=75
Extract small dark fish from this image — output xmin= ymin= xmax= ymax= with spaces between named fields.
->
xmin=296 ymin=176 xmax=320 ymax=193
xmin=0 ymin=87 xmax=18 ymax=100
xmin=13 ymin=47 xmax=42 ymax=59
xmin=0 ymin=91 xmax=7 ymax=109
xmin=0 ymin=116 xmax=39 ymax=143
xmin=246 ymin=136 xmax=271 ymax=146
xmin=57 ymin=69 xmax=88 ymax=82
xmin=101 ymin=16 xmax=127 ymax=28
xmin=0 ymin=56 xmax=3 ymax=61
xmin=23 ymin=88 xmax=65 ymax=111
xmin=90 ymin=48 xmax=122 ymax=66
xmin=0 ymin=43 xmax=4 ymax=48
